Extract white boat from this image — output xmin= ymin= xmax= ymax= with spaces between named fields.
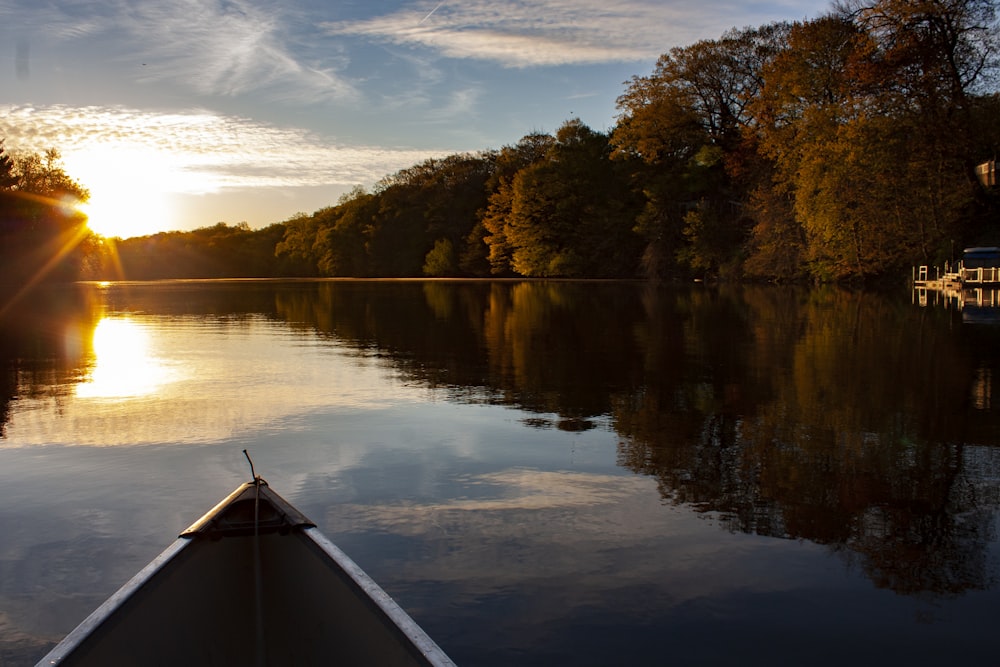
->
xmin=39 ymin=478 xmax=456 ymax=666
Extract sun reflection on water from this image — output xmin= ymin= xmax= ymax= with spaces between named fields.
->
xmin=76 ymin=317 xmax=174 ymax=399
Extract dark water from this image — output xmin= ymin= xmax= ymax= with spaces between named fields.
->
xmin=1 ymin=280 xmax=998 ymax=666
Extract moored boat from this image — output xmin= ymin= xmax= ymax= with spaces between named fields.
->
xmin=38 ymin=478 xmax=456 ymax=666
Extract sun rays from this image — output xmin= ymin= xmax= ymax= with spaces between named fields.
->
xmin=0 ymin=189 xmax=92 ymax=319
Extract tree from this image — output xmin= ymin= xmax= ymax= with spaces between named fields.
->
xmin=489 ymin=120 xmax=642 ymax=278
xmin=275 ymin=211 xmax=324 ymax=276
xmin=317 ymin=191 xmax=376 ymax=277
xmin=848 ymin=0 xmax=999 ymax=235
xmin=365 ymin=154 xmax=493 ymax=276
xmin=613 ymin=24 xmax=791 ymax=280
xmin=0 ymin=145 xmax=90 ymax=305
xmin=106 ymin=222 xmax=291 ymax=279
xmin=746 ymin=3 xmax=999 ymax=280
xmin=0 ymin=141 xmax=16 ymax=190
xmin=742 ymin=169 xmax=806 ymax=281
xmin=423 ymin=238 xmax=457 ymax=276
xmin=748 ymin=15 xmax=879 ymax=279
xmin=481 ymin=133 xmax=555 ymax=275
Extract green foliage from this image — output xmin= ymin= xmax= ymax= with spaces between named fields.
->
xmin=97 ymin=222 xmax=290 ymax=280
xmin=273 ymin=154 xmax=498 ymax=278
xmin=490 ymin=120 xmax=643 ymax=278
xmin=274 ymin=212 xmax=323 ymax=274
xmin=680 ymin=202 xmax=748 ymax=279
xmin=423 ymin=238 xmax=457 ymax=276
xmin=317 ymin=193 xmax=375 ymax=276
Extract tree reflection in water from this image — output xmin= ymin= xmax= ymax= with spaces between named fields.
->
xmin=614 ymin=287 xmax=1000 ymax=596
xmin=3 ymin=280 xmax=998 ymax=598
xmin=0 ymin=284 xmax=101 ymax=436
xmin=280 ymin=281 xmax=1000 ymax=597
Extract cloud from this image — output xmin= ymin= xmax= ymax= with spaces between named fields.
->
xmin=0 ymin=1 xmax=111 ymax=40
xmin=322 ymin=0 xmax=828 ymax=68
xmin=2 ymin=0 xmax=357 ymax=104
xmin=0 ymin=104 xmax=448 ymax=195
xmin=328 ymin=468 xmax=653 ymax=534
xmin=120 ymin=0 xmax=357 ymax=103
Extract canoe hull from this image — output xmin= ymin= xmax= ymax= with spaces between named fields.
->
xmin=40 ymin=482 xmax=454 ymax=667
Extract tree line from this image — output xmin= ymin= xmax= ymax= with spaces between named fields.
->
xmin=269 ymin=0 xmax=1000 ymax=283
xmin=5 ymin=0 xmax=1000 ymax=288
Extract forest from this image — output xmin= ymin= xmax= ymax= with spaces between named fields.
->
xmin=2 ymin=0 xmax=1000 ymax=293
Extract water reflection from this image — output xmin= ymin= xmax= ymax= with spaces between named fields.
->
xmin=272 ymin=281 xmax=1000 ymax=599
xmin=76 ymin=318 xmax=175 ymax=399
xmin=1 ymin=280 xmax=999 ymax=604
xmin=914 ymin=284 xmax=1000 ymax=325
xmin=0 ymin=283 xmax=435 ymax=447
xmin=0 ymin=285 xmax=100 ymax=437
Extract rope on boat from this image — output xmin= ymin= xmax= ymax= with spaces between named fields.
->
xmin=244 ymin=449 xmax=266 ymax=667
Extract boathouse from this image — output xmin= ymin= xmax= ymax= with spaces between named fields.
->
xmin=976 ymin=160 xmax=996 ymax=188
xmin=913 ymin=247 xmax=1000 ymax=292
xmin=961 ymin=247 xmax=1000 ymax=284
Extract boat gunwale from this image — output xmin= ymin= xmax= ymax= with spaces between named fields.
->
xmin=300 ymin=524 xmax=456 ymax=667
xmin=36 ymin=480 xmax=457 ymax=667
xmin=37 ymin=536 xmax=192 ymax=665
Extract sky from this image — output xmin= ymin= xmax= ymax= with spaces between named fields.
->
xmin=0 ymin=0 xmax=831 ymax=239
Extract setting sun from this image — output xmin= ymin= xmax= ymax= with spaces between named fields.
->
xmin=64 ymin=146 xmax=179 ymax=239
xmin=79 ymin=186 xmax=173 ymax=239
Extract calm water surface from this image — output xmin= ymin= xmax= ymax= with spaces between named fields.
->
xmin=1 ymin=280 xmax=998 ymax=665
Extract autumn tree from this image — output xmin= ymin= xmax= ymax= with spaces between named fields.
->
xmin=747 ymin=16 xmax=873 ymax=279
xmin=849 ymin=0 xmax=999 ymax=257
xmin=486 ymin=120 xmax=642 ymax=278
xmin=747 ymin=2 xmax=999 ymax=280
xmin=480 ymin=133 xmax=555 ymax=275
xmin=613 ymin=23 xmax=790 ymax=280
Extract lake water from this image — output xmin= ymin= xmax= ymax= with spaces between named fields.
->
xmin=1 ymin=280 xmax=999 ymax=666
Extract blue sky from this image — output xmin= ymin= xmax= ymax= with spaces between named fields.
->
xmin=0 ymin=0 xmax=830 ymax=237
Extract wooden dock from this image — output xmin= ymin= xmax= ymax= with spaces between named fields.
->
xmin=913 ymin=248 xmax=1000 ymax=317
xmin=913 ymin=264 xmax=1000 ymax=290
xmin=913 ymin=265 xmax=962 ymax=291
xmin=913 ymin=263 xmax=1000 ymax=314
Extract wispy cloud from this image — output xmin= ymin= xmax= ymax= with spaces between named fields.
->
xmin=323 ymin=0 xmax=656 ymax=68
xmin=0 ymin=105 xmax=447 ymax=194
xmin=120 ymin=0 xmax=357 ymax=103
xmin=332 ymin=469 xmax=650 ymax=533
xmin=322 ymin=0 xmax=828 ymax=68
xmin=2 ymin=0 xmax=357 ymax=104
xmin=0 ymin=1 xmax=111 ymax=40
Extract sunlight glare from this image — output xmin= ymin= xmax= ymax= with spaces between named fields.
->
xmin=79 ymin=177 xmax=172 ymax=239
xmin=76 ymin=318 xmax=176 ymax=399
xmin=64 ymin=146 xmax=178 ymax=239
